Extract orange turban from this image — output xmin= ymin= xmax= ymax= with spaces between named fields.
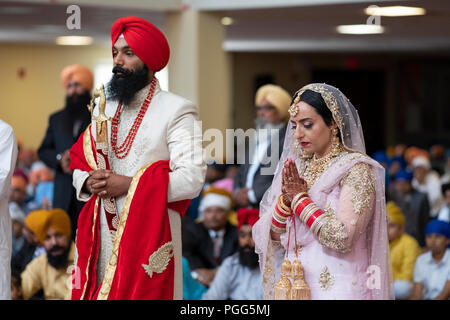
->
xmin=111 ymin=16 xmax=170 ymax=72
xmin=11 ymin=175 xmax=27 ymax=192
xmin=25 ymin=210 xmax=50 ymax=245
xmin=45 ymin=209 xmax=71 ymax=241
xmin=255 ymin=84 xmax=292 ymax=121
xmin=60 ymin=64 xmax=94 ymax=91
xmin=24 ymin=209 xmax=71 ymax=244
xmin=404 ymin=147 xmax=429 ymax=165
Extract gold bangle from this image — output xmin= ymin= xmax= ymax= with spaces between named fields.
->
xmin=271 ymin=223 xmax=286 ymax=234
xmin=277 ymin=194 xmax=292 ymax=214
xmin=272 ymin=210 xmax=288 ymax=224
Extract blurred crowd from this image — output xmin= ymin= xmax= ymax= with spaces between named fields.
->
xmin=373 ymin=143 xmax=450 ymax=300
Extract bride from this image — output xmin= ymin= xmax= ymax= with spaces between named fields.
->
xmin=252 ymin=83 xmax=393 ymax=300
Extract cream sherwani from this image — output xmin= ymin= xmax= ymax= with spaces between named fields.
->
xmin=72 ymin=79 xmax=206 ymax=299
xmin=0 ymin=120 xmax=18 ymax=300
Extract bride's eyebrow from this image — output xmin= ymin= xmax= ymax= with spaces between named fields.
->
xmin=299 ymin=117 xmax=313 ymax=123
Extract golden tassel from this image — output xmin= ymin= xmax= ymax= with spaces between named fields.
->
xmin=274 ymin=259 xmax=292 ymax=300
xmin=290 ymin=259 xmax=311 ymax=300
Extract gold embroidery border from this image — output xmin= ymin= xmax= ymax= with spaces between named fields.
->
xmin=97 ymin=162 xmax=153 ymax=300
xmin=79 ymin=128 xmax=99 ymax=299
xmin=83 ymin=125 xmax=97 ymax=170
xmin=80 ymin=197 xmax=99 ymax=299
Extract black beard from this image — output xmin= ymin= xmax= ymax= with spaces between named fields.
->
xmin=46 ymin=245 xmax=70 ymax=269
xmin=65 ymin=91 xmax=92 ymax=117
xmin=238 ymin=245 xmax=259 ymax=269
xmin=106 ymin=65 xmax=150 ymax=105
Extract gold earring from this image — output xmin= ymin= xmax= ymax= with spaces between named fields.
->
xmin=294 ymin=140 xmax=304 ymax=157
xmin=331 ymin=128 xmax=340 ymax=154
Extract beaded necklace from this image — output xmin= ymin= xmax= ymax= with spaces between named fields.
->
xmin=303 ymin=143 xmax=346 ymax=189
xmin=110 ymin=78 xmax=157 ymax=159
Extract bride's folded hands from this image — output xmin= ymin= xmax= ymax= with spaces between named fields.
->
xmin=281 ymin=158 xmax=307 ymax=208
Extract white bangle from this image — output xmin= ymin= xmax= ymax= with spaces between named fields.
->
xmin=299 ymin=203 xmax=316 ymax=223
xmin=291 ymin=192 xmax=309 ymax=211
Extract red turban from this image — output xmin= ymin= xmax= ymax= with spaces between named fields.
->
xmin=237 ymin=208 xmax=260 ymax=231
xmin=111 ymin=16 xmax=170 ymax=72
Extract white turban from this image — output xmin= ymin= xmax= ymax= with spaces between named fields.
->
xmin=199 ymin=193 xmax=232 ymax=213
xmin=412 ymin=156 xmax=431 ymax=170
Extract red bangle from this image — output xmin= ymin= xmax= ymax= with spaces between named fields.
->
xmin=272 ymin=217 xmax=286 ymax=229
xmin=306 ymin=209 xmax=324 ymax=228
xmin=275 ymin=204 xmax=291 ymax=218
xmin=294 ymin=198 xmax=313 ymax=217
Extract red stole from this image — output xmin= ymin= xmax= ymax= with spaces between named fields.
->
xmin=69 ymin=125 xmax=189 ymax=300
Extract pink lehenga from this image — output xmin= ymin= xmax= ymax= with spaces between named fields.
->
xmin=252 ymin=83 xmax=394 ymax=300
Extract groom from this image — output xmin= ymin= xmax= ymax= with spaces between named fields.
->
xmin=70 ymin=16 xmax=205 ymax=300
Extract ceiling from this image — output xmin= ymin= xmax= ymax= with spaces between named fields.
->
xmin=220 ymin=0 xmax=450 ymax=52
xmin=0 ymin=1 xmax=166 ymax=45
xmin=0 ymin=0 xmax=449 ymax=52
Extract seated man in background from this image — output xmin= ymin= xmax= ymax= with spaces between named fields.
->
xmin=182 ymin=187 xmax=238 ymax=287
xmin=9 ymin=171 xmax=30 ymax=215
xmin=387 ymin=201 xmax=421 ymax=299
xmin=411 ymin=156 xmax=444 ymax=218
xmin=12 ymin=210 xmax=47 ymax=273
xmin=410 ymin=219 xmax=450 ymax=300
xmin=202 ymin=208 xmax=262 ymax=300
xmin=21 ymin=209 xmax=74 ymax=300
xmin=389 ymin=169 xmax=430 ymax=246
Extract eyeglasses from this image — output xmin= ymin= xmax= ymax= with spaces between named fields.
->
xmin=255 ymin=105 xmax=276 ymax=112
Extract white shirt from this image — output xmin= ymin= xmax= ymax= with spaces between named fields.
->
xmin=413 ymin=249 xmax=450 ymax=299
xmin=208 ymin=229 xmax=225 ymax=253
xmin=412 ymin=171 xmax=444 ymax=217
xmin=438 ymin=205 xmax=450 ymax=223
xmin=0 ymin=120 xmax=18 ymax=300
xmin=245 ymin=125 xmax=282 ymax=204
xmin=202 ymin=252 xmax=263 ymax=300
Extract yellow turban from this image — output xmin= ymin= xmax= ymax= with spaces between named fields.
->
xmin=45 ymin=208 xmax=71 ymax=241
xmin=255 ymin=84 xmax=292 ymax=121
xmin=60 ymin=64 xmax=94 ymax=91
xmin=25 ymin=210 xmax=50 ymax=245
xmin=386 ymin=201 xmax=405 ymax=226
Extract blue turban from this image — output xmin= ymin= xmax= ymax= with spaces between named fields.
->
xmin=373 ymin=151 xmax=389 ymax=164
xmin=388 ymin=155 xmax=406 ymax=169
xmin=425 ymin=219 xmax=450 ymax=238
xmin=395 ymin=169 xmax=413 ymax=182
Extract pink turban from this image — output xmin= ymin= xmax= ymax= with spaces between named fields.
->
xmin=60 ymin=64 xmax=94 ymax=91
xmin=110 ymin=16 xmax=170 ymax=72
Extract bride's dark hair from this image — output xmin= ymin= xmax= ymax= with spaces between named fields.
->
xmin=291 ymin=89 xmax=334 ymax=127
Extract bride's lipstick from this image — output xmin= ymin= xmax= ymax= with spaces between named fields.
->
xmin=301 ymin=142 xmax=310 ymax=147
